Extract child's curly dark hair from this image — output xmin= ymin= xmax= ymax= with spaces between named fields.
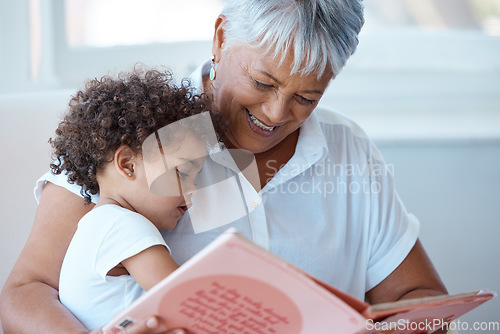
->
xmin=50 ymin=68 xmax=225 ymax=203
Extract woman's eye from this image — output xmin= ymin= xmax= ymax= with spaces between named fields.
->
xmin=253 ymin=80 xmax=274 ymax=90
xmin=297 ymin=95 xmax=316 ymax=105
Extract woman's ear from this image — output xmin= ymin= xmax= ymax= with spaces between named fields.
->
xmin=114 ymin=145 xmax=137 ymax=179
xmin=212 ymin=14 xmax=227 ymax=61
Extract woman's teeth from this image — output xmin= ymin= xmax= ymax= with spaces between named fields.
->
xmin=248 ymin=111 xmax=275 ymax=131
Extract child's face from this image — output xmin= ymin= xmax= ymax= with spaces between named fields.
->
xmin=130 ymin=134 xmax=207 ymax=230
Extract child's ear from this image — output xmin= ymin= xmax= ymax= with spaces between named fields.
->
xmin=114 ymin=145 xmax=137 ymax=179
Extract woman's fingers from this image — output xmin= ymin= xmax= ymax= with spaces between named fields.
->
xmin=117 ymin=316 xmax=160 ymax=334
xmin=93 ymin=316 xmax=189 ymax=334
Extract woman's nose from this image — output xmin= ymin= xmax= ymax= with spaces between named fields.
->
xmin=262 ymin=95 xmax=290 ymax=124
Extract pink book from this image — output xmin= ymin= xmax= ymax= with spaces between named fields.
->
xmin=103 ymin=228 xmax=495 ymax=334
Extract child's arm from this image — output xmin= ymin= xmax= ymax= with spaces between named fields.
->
xmin=121 ymin=245 xmax=179 ymax=291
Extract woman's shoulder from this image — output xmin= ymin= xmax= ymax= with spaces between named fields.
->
xmin=313 ymin=106 xmax=369 ymax=141
xmin=34 ymin=170 xmax=100 ymax=204
xmin=311 ymin=106 xmax=386 ymax=162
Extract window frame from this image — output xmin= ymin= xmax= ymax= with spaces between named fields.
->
xmin=51 ymin=0 xmax=214 ymax=87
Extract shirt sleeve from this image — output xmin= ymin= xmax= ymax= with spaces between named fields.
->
xmin=365 ymin=142 xmax=420 ymax=291
xmin=34 ymin=170 xmax=99 ymax=204
xmin=94 ymin=212 xmax=169 ymax=279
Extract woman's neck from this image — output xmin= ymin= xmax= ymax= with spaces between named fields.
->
xmin=254 ymin=129 xmax=299 ymax=188
xmin=222 ymin=129 xmax=299 ymax=189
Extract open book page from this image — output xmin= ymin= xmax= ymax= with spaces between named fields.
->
xmin=366 ymin=290 xmax=495 ymax=319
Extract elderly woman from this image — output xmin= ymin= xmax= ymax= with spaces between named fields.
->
xmin=0 ymin=0 xmax=447 ymax=333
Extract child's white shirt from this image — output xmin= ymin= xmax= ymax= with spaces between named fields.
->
xmin=59 ymin=204 xmax=169 ymax=330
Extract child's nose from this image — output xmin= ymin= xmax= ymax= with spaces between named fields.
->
xmin=183 ymin=182 xmax=198 ymax=199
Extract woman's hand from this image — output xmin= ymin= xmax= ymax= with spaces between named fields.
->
xmin=90 ymin=316 xmax=189 ymax=334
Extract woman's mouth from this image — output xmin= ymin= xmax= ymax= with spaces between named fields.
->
xmin=246 ymin=109 xmax=278 ymax=136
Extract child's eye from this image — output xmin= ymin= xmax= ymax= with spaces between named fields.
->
xmin=176 ymin=168 xmax=188 ymax=180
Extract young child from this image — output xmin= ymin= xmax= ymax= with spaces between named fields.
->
xmin=50 ymin=69 xmax=223 ymax=330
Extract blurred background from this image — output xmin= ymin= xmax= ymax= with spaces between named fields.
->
xmin=1 ymin=0 xmax=499 ymax=332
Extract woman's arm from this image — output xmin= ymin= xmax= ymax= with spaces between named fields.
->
xmin=0 ymin=182 xmax=93 ymax=333
xmin=366 ymin=239 xmax=448 ymax=333
xmin=365 ymin=239 xmax=447 ymax=304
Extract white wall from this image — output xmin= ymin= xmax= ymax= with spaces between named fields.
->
xmin=0 ymin=91 xmax=69 ymax=334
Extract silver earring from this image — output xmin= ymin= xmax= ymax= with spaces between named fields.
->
xmin=210 ymin=55 xmax=216 ymax=80
xmin=128 ymin=173 xmax=132 ymax=177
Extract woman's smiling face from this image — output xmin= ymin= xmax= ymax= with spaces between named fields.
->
xmin=209 ymin=19 xmax=333 ymax=154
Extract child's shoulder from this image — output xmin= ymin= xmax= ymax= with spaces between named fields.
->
xmin=79 ymin=204 xmax=150 ymax=230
